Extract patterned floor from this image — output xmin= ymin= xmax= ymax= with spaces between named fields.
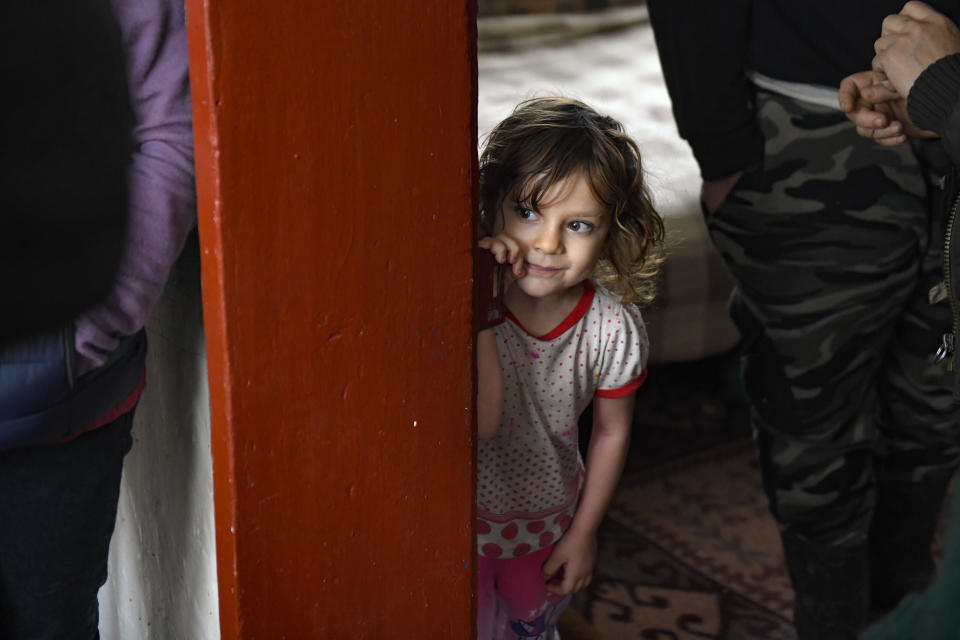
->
xmin=564 ymin=356 xmax=956 ymax=640
xmin=580 ymin=440 xmax=797 ymax=640
xmin=562 ymin=355 xmax=798 ymax=640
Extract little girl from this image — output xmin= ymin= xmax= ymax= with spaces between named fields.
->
xmin=476 ymin=97 xmax=665 ymax=639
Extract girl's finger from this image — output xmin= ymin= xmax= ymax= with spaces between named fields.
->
xmin=513 ymin=257 xmax=526 ymax=279
xmin=478 ymin=236 xmax=505 ymax=262
xmin=541 ymin=555 xmax=561 ymax=580
xmin=501 ymin=237 xmax=520 ymax=264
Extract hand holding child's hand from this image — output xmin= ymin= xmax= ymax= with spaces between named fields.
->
xmin=541 ymin=528 xmax=597 ymax=596
xmin=838 ymin=70 xmax=935 ymax=145
xmin=479 ymin=233 xmax=526 ymax=283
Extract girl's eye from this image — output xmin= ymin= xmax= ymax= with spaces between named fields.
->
xmin=568 ymin=220 xmax=594 ymax=233
xmin=515 ymin=206 xmax=538 ymax=221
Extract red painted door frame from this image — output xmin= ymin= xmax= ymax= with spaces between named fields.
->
xmin=186 ymin=2 xmax=478 ymax=636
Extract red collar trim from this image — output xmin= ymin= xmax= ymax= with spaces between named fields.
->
xmin=505 ymin=281 xmax=596 ymax=341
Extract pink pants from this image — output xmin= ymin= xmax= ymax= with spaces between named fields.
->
xmin=476 ymin=544 xmax=572 ymax=640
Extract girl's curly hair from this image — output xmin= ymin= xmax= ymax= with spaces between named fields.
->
xmin=479 ymin=96 xmax=665 ymax=305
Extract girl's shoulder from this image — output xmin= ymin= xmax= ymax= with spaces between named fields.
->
xmin=590 ymin=282 xmax=644 ymax=321
xmin=587 ymin=282 xmax=651 ymax=376
xmin=589 ymin=282 xmax=648 ymax=344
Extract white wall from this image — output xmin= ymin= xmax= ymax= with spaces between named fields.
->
xmin=99 ymin=235 xmax=220 ymax=640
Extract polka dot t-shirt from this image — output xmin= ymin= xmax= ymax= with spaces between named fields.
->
xmin=477 ymin=280 xmax=648 ymax=559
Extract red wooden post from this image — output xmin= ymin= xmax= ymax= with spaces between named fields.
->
xmin=185 ymin=1 xmax=478 ymax=636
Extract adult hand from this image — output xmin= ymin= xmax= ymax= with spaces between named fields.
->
xmin=839 ymin=71 xmax=913 ymax=145
xmin=873 ymin=1 xmax=960 ymax=98
xmin=701 ymin=171 xmax=743 ymax=215
xmin=541 ymin=527 xmax=597 ymax=596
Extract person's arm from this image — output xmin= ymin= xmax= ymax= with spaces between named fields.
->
xmin=647 ymin=0 xmax=762 ymax=200
xmin=73 ymin=0 xmax=197 ymax=373
xmin=908 ymin=52 xmax=960 ymax=165
xmin=477 ymin=328 xmax=503 ymax=440
xmin=541 ymin=394 xmax=634 ymax=596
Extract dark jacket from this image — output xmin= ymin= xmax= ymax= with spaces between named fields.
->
xmin=907 ymin=54 xmax=960 ymax=393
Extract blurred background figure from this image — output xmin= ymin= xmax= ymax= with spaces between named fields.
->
xmin=1 ymin=0 xmax=130 ymax=346
xmin=0 ymin=0 xmax=195 ymax=637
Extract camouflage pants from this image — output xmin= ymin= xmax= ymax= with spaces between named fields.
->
xmin=708 ymin=91 xmax=960 ymax=549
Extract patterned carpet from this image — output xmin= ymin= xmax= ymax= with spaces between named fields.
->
xmin=555 ymin=355 xmax=802 ymax=640
xmin=577 ymin=440 xmax=797 ymax=640
xmin=560 ymin=355 xmax=956 ymax=640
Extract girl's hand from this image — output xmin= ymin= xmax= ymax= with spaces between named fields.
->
xmin=541 ymin=528 xmax=597 ymax=596
xmin=478 ymin=233 xmax=526 ymax=281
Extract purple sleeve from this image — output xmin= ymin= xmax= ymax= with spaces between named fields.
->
xmin=74 ymin=0 xmax=196 ymax=373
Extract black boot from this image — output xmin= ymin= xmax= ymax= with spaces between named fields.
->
xmin=780 ymin=533 xmax=869 ymax=640
xmin=868 ymin=468 xmax=955 ymax=616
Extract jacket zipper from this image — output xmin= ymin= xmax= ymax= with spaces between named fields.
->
xmin=935 ymin=191 xmax=960 ymax=370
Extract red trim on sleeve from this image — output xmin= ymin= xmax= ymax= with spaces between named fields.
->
xmin=595 ymin=369 xmax=647 ymax=399
xmin=505 ymin=281 xmax=596 ymax=341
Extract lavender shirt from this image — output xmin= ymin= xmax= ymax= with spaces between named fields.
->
xmin=73 ymin=0 xmax=196 ymax=373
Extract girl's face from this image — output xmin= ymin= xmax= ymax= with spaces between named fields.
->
xmin=501 ymin=171 xmax=610 ymax=304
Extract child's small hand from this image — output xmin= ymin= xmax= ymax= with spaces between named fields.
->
xmin=478 ymin=234 xmax=526 ymax=281
xmin=541 ymin=528 xmax=597 ymax=596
